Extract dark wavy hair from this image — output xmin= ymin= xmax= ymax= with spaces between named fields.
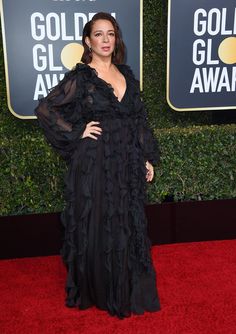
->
xmin=81 ymin=12 xmax=125 ymax=64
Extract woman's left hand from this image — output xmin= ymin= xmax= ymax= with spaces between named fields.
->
xmin=146 ymin=161 xmax=154 ymax=182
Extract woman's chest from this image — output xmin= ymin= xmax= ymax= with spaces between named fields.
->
xmin=81 ymin=80 xmax=127 ymax=112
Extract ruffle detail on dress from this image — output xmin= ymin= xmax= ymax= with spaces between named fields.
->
xmin=102 ymin=119 xmax=132 ymax=318
xmin=118 ymin=64 xmax=160 ymax=166
xmin=60 ymin=139 xmax=97 ymax=307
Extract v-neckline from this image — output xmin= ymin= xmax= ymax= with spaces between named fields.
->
xmin=86 ymin=64 xmax=128 ymax=103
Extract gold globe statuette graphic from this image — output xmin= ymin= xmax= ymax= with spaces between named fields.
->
xmin=61 ymin=43 xmax=84 ymax=70
xmin=218 ymin=37 xmax=236 ymax=65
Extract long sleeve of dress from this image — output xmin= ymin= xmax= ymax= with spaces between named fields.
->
xmin=123 ymin=64 xmax=160 ymax=166
xmin=34 ymin=70 xmax=86 ymax=160
xmin=135 ymin=96 xmax=160 ymax=166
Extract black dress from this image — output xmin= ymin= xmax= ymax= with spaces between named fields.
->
xmin=35 ymin=63 xmax=161 ymax=319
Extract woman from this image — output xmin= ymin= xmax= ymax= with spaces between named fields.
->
xmin=35 ymin=12 xmax=161 ymax=319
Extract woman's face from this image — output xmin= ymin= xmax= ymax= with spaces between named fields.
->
xmin=86 ymin=19 xmax=116 ymax=60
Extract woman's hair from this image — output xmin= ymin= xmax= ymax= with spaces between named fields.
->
xmin=81 ymin=12 xmax=125 ymax=64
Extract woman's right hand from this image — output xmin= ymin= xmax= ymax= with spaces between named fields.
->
xmin=81 ymin=121 xmax=102 ymax=140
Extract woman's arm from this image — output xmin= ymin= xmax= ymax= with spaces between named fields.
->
xmin=121 ymin=64 xmax=160 ymax=167
xmin=35 ymin=70 xmax=86 ymax=160
xmin=135 ymin=97 xmax=160 ymax=167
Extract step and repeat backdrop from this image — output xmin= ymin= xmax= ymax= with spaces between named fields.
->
xmin=0 ymin=0 xmax=142 ymax=119
xmin=2 ymin=0 xmax=236 ymax=116
xmin=168 ymin=0 xmax=236 ymax=111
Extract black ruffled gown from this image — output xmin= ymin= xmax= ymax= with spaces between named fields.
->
xmin=35 ymin=63 xmax=161 ymax=319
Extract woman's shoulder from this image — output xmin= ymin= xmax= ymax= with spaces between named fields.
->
xmin=74 ymin=62 xmax=89 ymax=72
xmin=55 ymin=63 xmax=94 ymax=91
xmin=117 ymin=63 xmax=135 ymax=77
xmin=63 ymin=63 xmax=89 ymax=79
xmin=61 ymin=63 xmax=91 ymax=80
xmin=117 ymin=64 xmax=140 ymax=89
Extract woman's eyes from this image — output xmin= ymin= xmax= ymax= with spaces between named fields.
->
xmin=94 ymin=32 xmax=115 ymax=37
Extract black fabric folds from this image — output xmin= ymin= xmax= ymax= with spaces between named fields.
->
xmin=35 ymin=63 xmax=161 ymax=319
xmin=35 ymin=68 xmax=86 ymax=161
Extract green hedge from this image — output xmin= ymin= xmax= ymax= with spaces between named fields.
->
xmin=0 ymin=132 xmax=64 ymax=215
xmin=0 ymin=0 xmax=236 ymax=216
xmin=1 ymin=123 xmax=235 ymax=215
xmin=150 ymin=125 xmax=236 ymax=202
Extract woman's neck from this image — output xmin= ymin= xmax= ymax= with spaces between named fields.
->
xmin=89 ymin=56 xmax=113 ymax=73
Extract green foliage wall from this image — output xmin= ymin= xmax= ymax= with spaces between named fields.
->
xmin=0 ymin=1 xmax=236 ymax=216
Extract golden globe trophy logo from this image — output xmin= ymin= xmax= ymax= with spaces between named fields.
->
xmin=0 ymin=0 xmax=142 ymax=119
xmin=167 ymin=1 xmax=236 ymax=111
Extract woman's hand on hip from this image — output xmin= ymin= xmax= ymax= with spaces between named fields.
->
xmin=81 ymin=121 xmax=102 ymax=140
xmin=146 ymin=161 xmax=154 ymax=182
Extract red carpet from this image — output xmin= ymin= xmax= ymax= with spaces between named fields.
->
xmin=0 ymin=240 xmax=236 ymax=334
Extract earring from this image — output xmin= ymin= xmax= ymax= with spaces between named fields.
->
xmin=89 ymin=46 xmax=92 ymax=52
